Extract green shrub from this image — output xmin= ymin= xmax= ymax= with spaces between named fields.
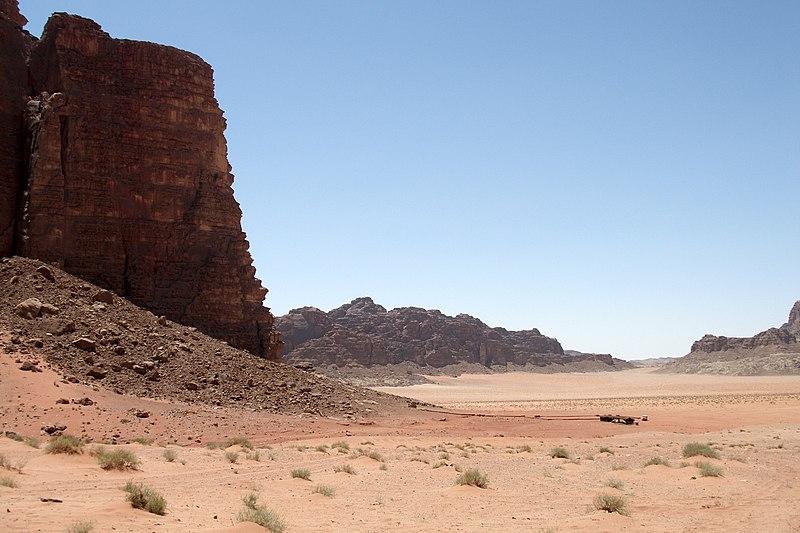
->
xmin=5 ymin=433 xmax=39 ymax=448
xmin=224 ymin=451 xmax=239 ymax=463
xmin=122 ymin=481 xmax=167 ymax=515
xmin=45 ymin=435 xmax=84 ymax=455
xmin=593 ymin=493 xmax=628 ymax=515
xmin=334 ymin=464 xmax=356 ymax=475
xmin=96 ymin=447 xmax=140 ymax=471
xmin=238 ymin=493 xmax=285 ymax=532
xmin=696 ymin=461 xmax=724 ymax=477
xmin=683 ymin=442 xmax=720 ymax=459
xmin=456 ymin=468 xmax=489 ymax=488
xmin=291 ymin=468 xmax=311 ymax=480
xmin=225 ymin=437 xmax=253 ymax=450
xmin=549 ymin=446 xmax=571 ymax=459
xmin=312 ymin=484 xmax=336 ymax=497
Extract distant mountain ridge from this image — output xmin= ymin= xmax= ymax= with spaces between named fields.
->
xmin=277 ymin=297 xmax=631 ymax=372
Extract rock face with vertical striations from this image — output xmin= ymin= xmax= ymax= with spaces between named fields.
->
xmin=0 ymin=7 xmax=281 ymax=360
xmin=0 ymin=0 xmax=34 ymax=255
xmin=278 ymin=297 xmax=625 ymax=372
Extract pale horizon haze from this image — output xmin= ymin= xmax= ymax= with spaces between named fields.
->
xmin=20 ymin=1 xmax=800 ymax=360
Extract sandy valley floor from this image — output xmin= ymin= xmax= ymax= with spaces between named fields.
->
xmin=2 ymin=362 xmax=799 ymax=532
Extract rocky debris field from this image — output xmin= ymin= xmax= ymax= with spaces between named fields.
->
xmin=0 ymin=256 xmax=411 ymax=417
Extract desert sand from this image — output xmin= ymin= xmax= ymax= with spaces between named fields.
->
xmin=2 ymin=361 xmax=799 ymax=532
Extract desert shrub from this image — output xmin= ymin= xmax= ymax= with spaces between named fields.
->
xmin=132 ymin=437 xmax=152 ymax=446
xmin=593 ymin=493 xmax=628 ymax=515
xmin=224 ymin=451 xmax=239 ymax=464
xmin=123 ymin=481 xmax=167 ymax=515
xmin=334 ymin=464 xmax=356 ymax=475
xmin=225 ymin=437 xmax=253 ymax=450
xmin=0 ymin=475 xmax=18 ymax=488
xmin=45 ymin=435 xmax=84 ymax=455
xmin=163 ymin=449 xmax=177 ymax=462
xmin=96 ymin=447 xmax=140 ymax=471
xmin=549 ymin=446 xmax=571 ymax=459
xmin=331 ymin=441 xmax=350 ymax=451
xmin=379 ymin=462 xmax=388 ymax=471
xmin=0 ymin=455 xmax=26 ymax=473
xmin=246 ymin=450 xmax=261 ymax=461
xmin=643 ymin=456 xmax=670 ymax=467
xmin=5 ymin=433 xmax=39 ymax=448
xmin=312 ymin=484 xmax=336 ymax=497
xmin=605 ymin=478 xmax=625 ymax=490
xmin=683 ymin=442 xmax=720 ymax=459
xmin=516 ymin=444 xmax=533 ymax=453
xmin=456 ymin=468 xmax=489 ymax=488
xmin=238 ymin=493 xmax=285 ymax=532
xmin=599 ymin=446 xmax=614 ymax=455
xmin=65 ymin=521 xmax=95 ymax=533
xmin=315 ymin=444 xmax=329 ymax=453
xmin=696 ymin=461 xmax=724 ymax=477
xmin=367 ymin=451 xmax=384 ymax=462
xmin=432 ymin=460 xmax=448 ymax=469
xmin=291 ymin=468 xmax=311 ymax=480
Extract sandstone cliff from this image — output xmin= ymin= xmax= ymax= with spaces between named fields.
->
xmin=0 ymin=1 xmax=33 ymax=254
xmin=663 ymin=299 xmax=800 ymax=375
xmin=0 ymin=4 xmax=280 ymax=360
xmin=278 ymin=297 xmax=625 ymax=373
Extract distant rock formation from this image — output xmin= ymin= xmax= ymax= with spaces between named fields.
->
xmin=278 ymin=297 xmax=625 ymax=370
xmin=690 ymin=300 xmax=800 ymax=353
xmin=663 ymin=299 xmax=800 ymax=375
xmin=0 ymin=3 xmax=280 ymax=360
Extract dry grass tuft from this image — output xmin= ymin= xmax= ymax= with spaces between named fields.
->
xmin=593 ymin=492 xmax=629 ymax=515
xmin=456 ymin=468 xmax=489 ymax=488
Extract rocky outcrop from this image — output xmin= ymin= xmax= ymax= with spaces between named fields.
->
xmin=662 ymin=299 xmax=800 ymax=375
xmin=278 ymin=297 xmax=622 ymax=370
xmin=690 ymin=300 xmax=800 ymax=353
xmin=0 ymin=1 xmax=33 ymax=255
xmin=0 ymin=256 xmax=408 ymax=416
xmin=0 ymin=9 xmax=280 ymax=360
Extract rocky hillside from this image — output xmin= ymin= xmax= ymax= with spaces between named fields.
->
xmin=662 ymin=300 xmax=800 ymax=375
xmin=278 ymin=297 xmax=631 ymax=380
xmin=1 ymin=256 xmax=410 ymax=416
xmin=0 ymin=2 xmax=279 ymax=360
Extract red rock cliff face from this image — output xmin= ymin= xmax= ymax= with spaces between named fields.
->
xmin=0 ymin=0 xmax=33 ymax=254
xmin=8 ymin=13 xmax=280 ymax=360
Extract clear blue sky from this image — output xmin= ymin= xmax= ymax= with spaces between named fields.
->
xmin=21 ymin=1 xmax=800 ymax=360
